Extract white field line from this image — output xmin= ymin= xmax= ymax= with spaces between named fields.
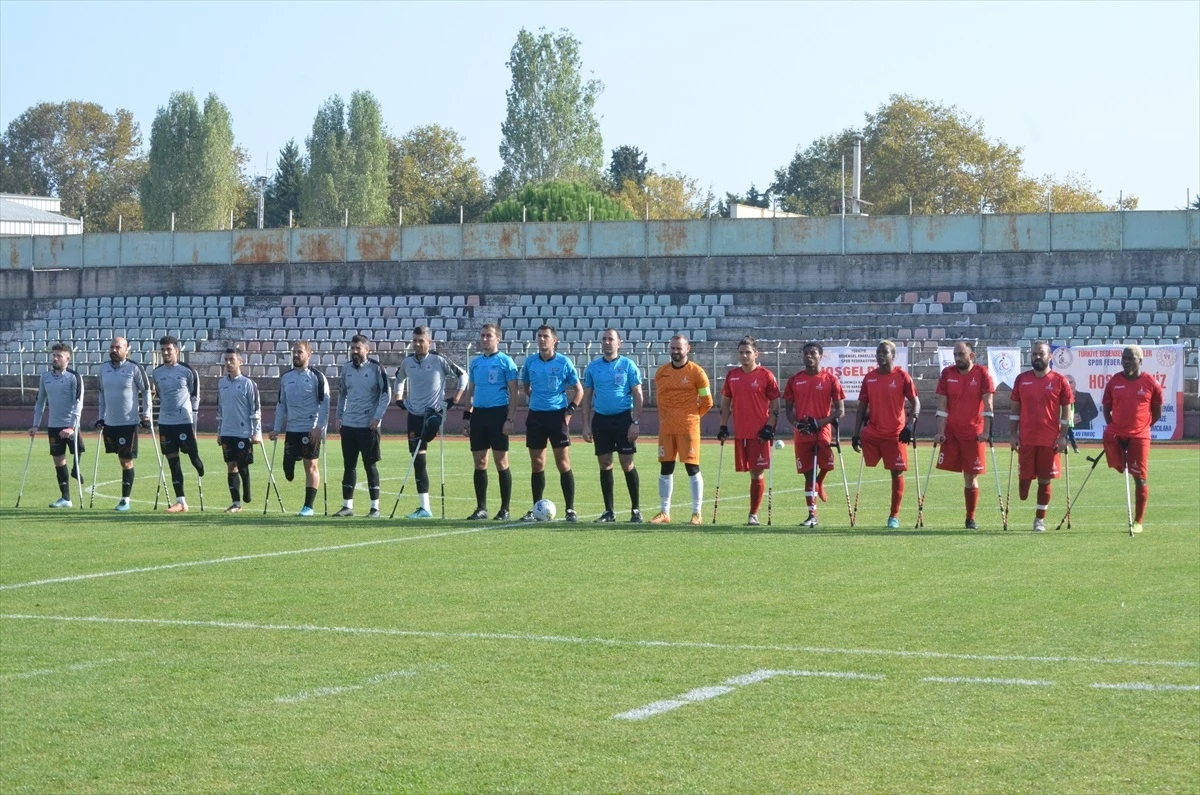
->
xmin=0 ymin=657 xmax=121 ymax=681
xmin=7 ymin=613 xmax=1192 ymax=672
xmin=0 ymin=525 xmax=522 ymax=591
xmin=1090 ymin=682 xmax=1200 ymax=692
xmin=922 ymin=676 xmax=1054 ymax=687
xmin=613 ymin=668 xmax=887 ymax=720
xmin=274 ymin=669 xmax=416 ymax=704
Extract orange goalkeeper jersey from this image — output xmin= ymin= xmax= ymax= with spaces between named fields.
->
xmin=655 ymin=360 xmax=713 ymax=433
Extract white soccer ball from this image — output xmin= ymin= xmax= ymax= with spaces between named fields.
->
xmin=773 ymin=439 xmax=785 ymax=450
xmin=533 ymin=499 xmax=557 ymax=522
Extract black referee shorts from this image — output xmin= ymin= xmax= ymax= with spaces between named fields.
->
xmin=341 ymin=426 xmax=382 ymax=464
xmin=526 ymin=408 xmax=570 ymax=450
xmin=591 ymin=410 xmax=636 ymax=457
xmin=468 ymin=406 xmax=510 ymax=453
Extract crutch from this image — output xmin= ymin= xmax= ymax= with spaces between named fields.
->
xmin=439 ymin=425 xmax=447 ymax=519
xmin=73 ymin=419 xmax=85 ymax=509
xmin=1054 ymin=451 xmax=1103 ymax=531
xmin=13 ymin=433 xmax=35 ymax=508
xmin=850 ymin=453 xmax=865 ymax=528
xmin=1003 ymin=446 xmax=1015 ymax=531
xmin=1121 ymin=439 xmax=1134 ymax=537
xmin=766 ymin=440 xmax=774 ymax=527
xmin=388 ymin=420 xmax=432 ymax=521
xmin=322 ymin=432 xmax=329 ymax=516
xmin=711 ymin=439 xmax=725 ymax=524
xmin=89 ymin=425 xmax=103 ymax=508
xmin=1064 ymin=428 xmax=1078 ymax=529
xmin=914 ymin=442 xmax=937 ymax=529
xmin=260 ymin=438 xmax=286 ymax=514
xmin=987 ymin=439 xmax=1005 ymax=529
xmin=832 ymin=422 xmax=854 ymax=527
xmin=147 ymin=415 xmax=170 ymax=511
xmin=193 ymin=422 xmax=205 ymax=512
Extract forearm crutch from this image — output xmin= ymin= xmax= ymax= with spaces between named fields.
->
xmin=89 ymin=426 xmax=103 ymax=508
xmin=260 ymin=438 xmax=286 ymax=514
xmin=711 ymin=439 xmax=725 ymax=524
xmin=1054 ymin=451 xmax=1102 ymax=531
xmin=832 ymin=423 xmax=853 ymax=527
xmin=14 ymin=433 xmax=35 ymax=508
xmin=914 ymin=442 xmax=937 ymax=529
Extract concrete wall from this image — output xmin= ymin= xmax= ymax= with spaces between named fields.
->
xmin=4 ymin=210 xmax=1197 ymax=272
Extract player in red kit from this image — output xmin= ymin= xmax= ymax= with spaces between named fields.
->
xmin=851 ymin=340 xmax=920 ymax=529
xmin=934 ymin=341 xmax=995 ymax=530
xmin=1101 ymin=345 xmax=1162 ymax=534
xmin=783 ymin=342 xmax=845 ymax=527
xmin=1009 ymin=341 xmax=1073 ymax=532
xmin=718 ymin=337 xmax=780 ymax=526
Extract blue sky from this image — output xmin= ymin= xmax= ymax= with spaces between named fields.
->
xmin=2 ymin=0 xmax=1197 ymax=210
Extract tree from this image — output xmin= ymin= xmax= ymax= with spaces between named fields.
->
xmin=483 ymin=181 xmax=634 ymax=222
xmin=498 ymin=27 xmax=604 ymax=191
xmin=770 ymin=94 xmax=1132 ymax=216
xmin=387 ymin=125 xmax=489 ymax=225
xmin=300 ymin=91 xmax=391 ymax=226
xmin=265 ymin=139 xmax=303 ymax=227
xmin=614 ymin=167 xmax=712 ymax=219
xmin=0 ymin=101 xmax=146 ymax=231
xmin=141 ymin=91 xmax=241 ymax=231
xmin=1190 ymin=194 xmax=1199 ymax=210
xmin=607 ymin=145 xmax=648 ymax=192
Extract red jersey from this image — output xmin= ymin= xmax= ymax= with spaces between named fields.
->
xmin=859 ymin=367 xmax=917 ymax=437
xmin=936 ymin=364 xmax=996 ymax=437
xmin=783 ymin=370 xmax=846 ymax=442
xmin=1011 ymin=370 xmax=1073 ymax=447
xmin=722 ymin=365 xmax=780 ymax=439
xmin=1102 ymin=372 xmax=1162 ymax=439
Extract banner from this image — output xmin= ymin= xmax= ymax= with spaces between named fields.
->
xmin=822 ymin=346 xmax=910 ymax=399
xmin=987 ymin=347 xmax=1022 ymax=390
xmin=937 ymin=347 xmax=956 ymax=370
xmin=1050 ymin=345 xmax=1184 ymax=441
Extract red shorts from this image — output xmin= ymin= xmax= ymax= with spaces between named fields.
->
xmin=734 ymin=438 xmax=771 ymax=472
xmin=1102 ymin=430 xmax=1150 ymax=479
xmin=861 ymin=427 xmax=908 ymax=471
xmin=793 ymin=434 xmax=834 ymax=473
xmin=937 ymin=433 xmax=986 ymax=474
xmin=1018 ymin=445 xmax=1060 ymax=481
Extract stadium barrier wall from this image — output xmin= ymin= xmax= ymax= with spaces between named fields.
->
xmin=3 ymin=210 xmax=1198 ymax=272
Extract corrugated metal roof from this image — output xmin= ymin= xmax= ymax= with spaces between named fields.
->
xmin=0 ymin=197 xmax=81 ymax=225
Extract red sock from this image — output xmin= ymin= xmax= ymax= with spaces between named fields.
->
xmin=750 ymin=478 xmax=764 ymax=514
xmin=1135 ymin=484 xmax=1148 ymax=523
xmin=890 ymin=474 xmax=905 ymax=517
xmin=804 ymin=473 xmax=815 ymax=508
xmin=964 ymin=487 xmax=979 ymax=520
xmin=1036 ymin=482 xmax=1051 ymax=519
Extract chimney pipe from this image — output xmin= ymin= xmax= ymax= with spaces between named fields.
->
xmin=851 ymin=133 xmax=864 ymax=215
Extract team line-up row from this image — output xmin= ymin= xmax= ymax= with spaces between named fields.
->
xmin=23 ymin=325 xmax=1162 ymax=533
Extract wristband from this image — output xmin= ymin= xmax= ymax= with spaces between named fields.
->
xmin=935 ymin=410 xmax=948 ymax=418
xmin=982 ymin=411 xmax=994 ymax=417
xmin=1009 ymin=415 xmax=1020 ymax=421
xmin=462 ymin=410 xmax=473 ymax=421
xmin=1059 ymin=419 xmax=1070 ymax=427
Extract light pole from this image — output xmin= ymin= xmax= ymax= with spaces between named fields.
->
xmin=255 ymin=176 xmax=268 ymax=229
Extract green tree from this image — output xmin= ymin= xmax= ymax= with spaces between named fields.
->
xmin=607 ymin=145 xmax=648 ymax=192
xmin=141 ymin=91 xmax=241 ymax=231
xmin=483 ymin=180 xmax=634 ymax=222
xmin=771 ymin=94 xmax=1133 ymax=216
xmin=265 ymin=139 xmax=304 ymax=227
xmin=614 ymin=167 xmax=712 ymax=219
xmin=387 ymin=125 xmax=489 ymax=225
xmin=1192 ymin=195 xmax=1200 ymax=210
xmin=0 ymin=101 xmax=146 ymax=231
xmin=498 ymin=28 xmax=604 ymax=191
xmin=301 ymin=91 xmax=391 ymax=226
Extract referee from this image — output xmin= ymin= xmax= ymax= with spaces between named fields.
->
xmin=580 ymin=328 xmax=644 ymax=522
xmin=461 ymin=323 xmax=518 ymax=520
xmin=520 ymin=324 xmax=583 ymax=523
xmin=393 ymin=325 xmax=465 ymax=519
xmin=151 ymin=335 xmax=204 ymax=513
xmin=334 ymin=334 xmax=391 ymax=518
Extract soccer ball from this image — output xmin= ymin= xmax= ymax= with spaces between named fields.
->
xmin=773 ymin=439 xmax=785 ymax=450
xmin=532 ymin=499 xmax=557 ymax=522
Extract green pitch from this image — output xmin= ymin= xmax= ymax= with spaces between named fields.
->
xmin=1 ymin=433 xmax=1197 ymax=793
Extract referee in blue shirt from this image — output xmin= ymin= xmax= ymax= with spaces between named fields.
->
xmin=520 ymin=325 xmax=583 ymax=522
xmin=461 ymin=323 xmax=520 ymax=520
xmin=581 ymin=328 xmax=644 ymax=523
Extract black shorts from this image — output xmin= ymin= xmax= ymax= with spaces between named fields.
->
xmin=592 ymin=411 xmax=636 ymax=457
xmin=526 ymin=408 xmax=570 ymax=450
xmin=159 ymin=423 xmax=198 ymax=457
xmin=47 ymin=427 xmax=85 ymax=457
xmin=284 ymin=430 xmax=322 ymax=461
xmin=341 ymin=426 xmax=382 ymax=464
xmin=102 ymin=424 xmax=138 ymax=459
xmin=406 ymin=412 xmax=441 ymax=453
xmin=469 ymin=406 xmax=510 ymax=453
xmin=220 ymin=436 xmax=254 ymax=466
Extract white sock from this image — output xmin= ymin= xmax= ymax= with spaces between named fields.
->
xmin=343 ymin=499 xmax=353 ymax=509
xmin=659 ymin=475 xmax=673 ymax=514
xmin=177 ymin=497 xmax=186 ymax=505
xmin=370 ymin=499 xmax=379 ymax=510
xmin=419 ymin=493 xmax=431 ymax=511
xmin=689 ymin=472 xmax=704 ymax=513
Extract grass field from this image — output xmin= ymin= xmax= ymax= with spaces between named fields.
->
xmin=1 ymin=431 xmax=1197 ymax=793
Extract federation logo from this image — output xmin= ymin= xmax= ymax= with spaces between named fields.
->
xmin=1052 ymin=347 xmax=1074 ymax=369
xmin=992 ymin=352 xmax=1017 ymax=379
xmin=179 ymin=433 xmax=187 ymax=441
xmin=118 ymin=437 xmax=127 ymax=445
xmin=1157 ymin=347 xmax=1178 ymax=368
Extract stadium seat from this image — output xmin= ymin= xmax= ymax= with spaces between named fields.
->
xmin=1083 ymin=312 xmax=1099 ymax=325
xmin=1147 ymin=286 xmax=1163 ymax=299
xmin=1124 ymin=299 xmax=1140 ymax=312
xmin=1065 ymin=312 xmax=1082 ymax=325
xmin=1143 ymin=299 xmax=1158 ymax=312
xmin=1054 ymin=301 xmax=1070 ymax=313
xmin=1060 ymin=288 xmax=1077 ymax=300
xmin=902 ymin=292 xmax=918 ymax=304
xmin=1165 ymin=286 xmax=1181 ymax=299
xmin=1130 ymin=287 xmax=1146 ymax=299
xmin=1044 ymin=289 xmax=1060 ymax=301
xmin=913 ymin=303 xmax=927 ymax=315
xmin=1113 ymin=286 xmax=1129 ymax=299
xmin=1177 ymin=298 xmax=1193 ymax=312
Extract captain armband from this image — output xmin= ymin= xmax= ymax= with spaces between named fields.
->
xmin=935 ymin=410 xmax=949 ymax=418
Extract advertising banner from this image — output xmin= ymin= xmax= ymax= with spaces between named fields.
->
xmin=1050 ymin=345 xmax=1183 ymax=441
xmin=823 ymin=346 xmax=910 ymax=399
